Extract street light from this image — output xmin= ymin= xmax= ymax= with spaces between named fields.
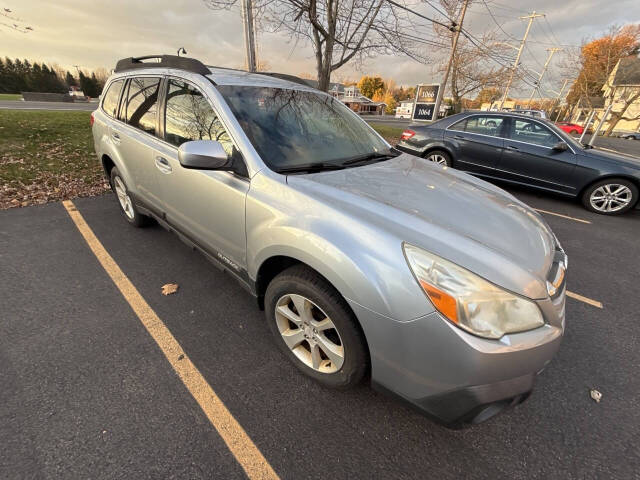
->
xmin=177 ymin=47 xmax=187 ymax=57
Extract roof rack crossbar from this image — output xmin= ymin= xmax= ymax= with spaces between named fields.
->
xmin=114 ymin=55 xmax=211 ymax=76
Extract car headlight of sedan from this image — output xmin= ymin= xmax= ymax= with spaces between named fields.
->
xmin=403 ymin=243 xmax=544 ymax=339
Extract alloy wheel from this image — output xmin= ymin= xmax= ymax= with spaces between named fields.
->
xmin=589 ymin=184 xmax=633 ymax=213
xmin=113 ymin=176 xmax=135 ymax=220
xmin=427 ymin=153 xmax=448 ymax=165
xmin=274 ymin=293 xmax=344 ymax=373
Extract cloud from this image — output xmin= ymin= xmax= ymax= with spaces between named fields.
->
xmin=2 ymin=0 xmax=639 ymax=97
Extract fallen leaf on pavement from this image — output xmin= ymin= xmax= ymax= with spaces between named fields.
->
xmin=161 ymin=283 xmax=179 ymax=296
xmin=590 ymin=389 xmax=602 ymax=403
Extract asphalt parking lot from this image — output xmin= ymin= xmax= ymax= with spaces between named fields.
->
xmin=2 ymin=186 xmax=639 ymax=479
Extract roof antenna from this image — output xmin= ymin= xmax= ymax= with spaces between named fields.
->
xmin=177 ymin=47 xmax=187 ymax=57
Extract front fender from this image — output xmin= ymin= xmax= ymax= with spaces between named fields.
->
xmin=246 ymin=172 xmax=433 ymax=322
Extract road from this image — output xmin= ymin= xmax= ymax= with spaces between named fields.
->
xmin=2 ymin=187 xmax=639 ymax=479
xmin=0 ymin=100 xmax=97 ymax=111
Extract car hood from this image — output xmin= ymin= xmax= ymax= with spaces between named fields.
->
xmin=288 ymin=154 xmax=557 ymax=298
xmin=580 ymin=146 xmax=640 ymax=169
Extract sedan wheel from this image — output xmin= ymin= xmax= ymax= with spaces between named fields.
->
xmin=275 ymin=293 xmax=344 ymax=373
xmin=425 ymin=150 xmax=451 ymax=167
xmin=582 ymin=179 xmax=638 ymax=215
xmin=590 ymin=184 xmax=633 ymax=213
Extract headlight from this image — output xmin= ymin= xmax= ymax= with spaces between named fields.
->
xmin=403 ymin=243 xmax=544 ymax=339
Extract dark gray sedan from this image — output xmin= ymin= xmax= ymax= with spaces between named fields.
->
xmin=396 ymin=111 xmax=640 ymax=215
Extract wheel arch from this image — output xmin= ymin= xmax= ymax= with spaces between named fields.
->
xmin=255 ymin=254 xmax=372 ymax=363
xmin=422 ymin=145 xmax=455 ymax=165
xmin=578 ymin=174 xmax=640 ymax=202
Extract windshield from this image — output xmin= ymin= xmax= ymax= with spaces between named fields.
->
xmin=216 ymin=86 xmax=393 ymax=172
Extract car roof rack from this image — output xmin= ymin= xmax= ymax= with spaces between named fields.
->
xmin=114 ymin=55 xmax=210 ymax=75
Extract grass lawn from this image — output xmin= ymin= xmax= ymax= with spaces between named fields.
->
xmin=369 ymin=123 xmax=404 ymax=144
xmin=0 ymin=109 xmax=108 ymax=209
xmin=0 ymin=110 xmax=405 ymax=209
xmin=0 ymin=93 xmax=23 ymax=101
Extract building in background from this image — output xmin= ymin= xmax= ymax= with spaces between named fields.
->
xmin=329 ymin=85 xmax=386 ymax=115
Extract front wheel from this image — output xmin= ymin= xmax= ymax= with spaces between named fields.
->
xmin=264 ymin=265 xmax=368 ymax=389
xmin=581 ymin=178 xmax=638 ymax=215
xmin=424 ymin=150 xmax=452 ymax=167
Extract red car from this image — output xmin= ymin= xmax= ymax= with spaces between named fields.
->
xmin=555 ymin=122 xmax=584 ymax=135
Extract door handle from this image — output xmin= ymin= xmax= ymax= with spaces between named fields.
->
xmin=454 ymin=134 xmax=466 ymax=139
xmin=111 ymin=132 xmax=121 ymax=143
xmin=506 ymin=144 xmax=519 ymax=150
xmin=155 ymin=156 xmax=172 ymax=174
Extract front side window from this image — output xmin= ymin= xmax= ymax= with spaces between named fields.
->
xmin=164 ymin=80 xmax=234 ymax=156
xmin=217 ymin=85 xmax=392 ymax=171
xmin=511 ymin=119 xmax=559 ymax=148
xmin=123 ymin=77 xmax=161 ymax=135
xmin=102 ymin=79 xmax=124 ymax=118
xmin=450 ymin=116 xmax=503 ymax=136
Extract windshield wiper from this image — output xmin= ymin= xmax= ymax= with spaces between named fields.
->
xmin=340 ymin=150 xmax=399 ymax=166
xmin=276 ymin=162 xmax=346 ymax=174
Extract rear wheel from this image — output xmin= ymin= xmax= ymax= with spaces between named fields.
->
xmin=264 ymin=265 xmax=368 ymax=389
xmin=110 ymin=167 xmax=151 ymax=227
xmin=424 ymin=150 xmax=452 ymax=167
xmin=581 ymin=178 xmax=638 ymax=215
xmin=570 ymin=129 xmax=578 ymax=135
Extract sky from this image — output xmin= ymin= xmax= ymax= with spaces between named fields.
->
xmin=1 ymin=0 xmax=639 ymax=98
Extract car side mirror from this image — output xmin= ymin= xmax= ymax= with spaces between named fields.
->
xmin=178 ymin=140 xmax=230 ymax=170
xmin=552 ymin=141 xmax=569 ymax=152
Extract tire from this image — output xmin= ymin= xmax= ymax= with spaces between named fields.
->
xmin=424 ymin=149 xmax=452 ymax=167
xmin=264 ymin=265 xmax=368 ymax=389
xmin=581 ymin=178 xmax=638 ymax=215
xmin=110 ymin=167 xmax=151 ymax=227
xmin=570 ymin=129 xmax=578 ymax=135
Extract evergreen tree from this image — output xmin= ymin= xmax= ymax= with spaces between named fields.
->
xmin=65 ymin=71 xmax=77 ymax=88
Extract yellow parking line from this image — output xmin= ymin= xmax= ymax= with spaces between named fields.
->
xmin=62 ymin=200 xmax=279 ymax=480
xmin=566 ymin=290 xmax=603 ymax=309
xmin=534 ymin=208 xmax=591 ymax=225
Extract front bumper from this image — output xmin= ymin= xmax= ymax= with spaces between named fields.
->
xmin=348 ymin=300 xmax=564 ymax=425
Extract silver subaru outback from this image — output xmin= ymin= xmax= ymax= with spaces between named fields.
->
xmin=92 ymin=55 xmax=566 ymax=425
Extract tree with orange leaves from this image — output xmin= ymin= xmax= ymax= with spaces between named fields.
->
xmin=566 ymin=25 xmax=640 ymax=109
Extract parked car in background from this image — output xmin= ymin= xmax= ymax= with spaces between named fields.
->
xmin=515 ymin=109 xmax=548 ymax=119
xmin=92 ymin=55 xmax=566 ymax=425
xmin=619 ymin=132 xmax=640 ymax=140
xmin=555 ymin=122 xmax=584 ymax=135
xmin=397 ymin=111 xmax=640 ymax=215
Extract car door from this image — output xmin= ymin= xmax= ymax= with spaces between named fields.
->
xmin=495 ymin=117 xmax=578 ymax=195
xmin=112 ymin=76 xmax=164 ymax=207
xmin=152 ymin=77 xmax=249 ymax=271
xmin=443 ymin=114 xmax=505 ymax=175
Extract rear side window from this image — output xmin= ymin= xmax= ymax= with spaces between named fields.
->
xmin=164 ymin=79 xmax=234 ymax=156
xmin=101 ymin=80 xmax=124 ymax=118
xmin=123 ymin=77 xmax=161 ymax=135
xmin=450 ymin=116 xmax=503 ymax=136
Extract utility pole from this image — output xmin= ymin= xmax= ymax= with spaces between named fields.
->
xmin=241 ymin=0 xmax=257 ymax=72
xmin=498 ymin=11 xmax=545 ymax=110
xmin=432 ymin=0 xmax=469 ymax=121
xmin=526 ymin=47 xmax=562 ymax=108
xmin=553 ymin=78 xmax=570 ymax=121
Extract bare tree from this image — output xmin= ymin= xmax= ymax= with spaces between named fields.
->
xmin=432 ymin=0 xmax=510 ymax=113
xmin=203 ymin=0 xmax=431 ymax=91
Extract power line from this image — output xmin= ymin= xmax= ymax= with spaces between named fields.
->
xmin=385 ymin=0 xmax=452 ymax=29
